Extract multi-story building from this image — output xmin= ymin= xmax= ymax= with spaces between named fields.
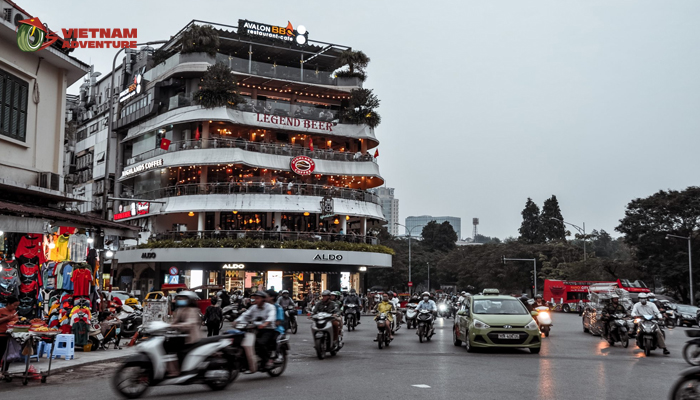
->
xmin=405 ymin=215 xmax=461 ymax=239
xmin=369 ymin=187 xmax=399 ymax=236
xmin=111 ymin=20 xmax=391 ymax=296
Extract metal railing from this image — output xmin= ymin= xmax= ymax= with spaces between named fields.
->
xmin=132 ymin=182 xmax=380 ymax=204
xmin=151 ymin=229 xmax=379 ymax=245
xmin=128 ymin=137 xmax=376 ymax=165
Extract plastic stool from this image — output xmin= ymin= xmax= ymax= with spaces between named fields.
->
xmin=33 ymin=341 xmax=52 ymax=359
xmin=52 ymin=334 xmax=75 ymax=360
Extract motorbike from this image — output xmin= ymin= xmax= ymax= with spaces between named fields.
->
xmin=344 ymin=304 xmax=359 ymax=331
xmin=111 ymin=321 xmax=236 ymax=399
xmin=534 ymin=306 xmax=553 ymax=337
xmin=664 ymin=309 xmax=677 ymax=329
xmin=311 ymin=312 xmax=342 ymax=360
xmin=375 ymin=312 xmax=392 ymax=349
xmin=437 ymin=301 xmax=451 ymax=319
xmin=229 ymin=322 xmax=288 ymax=377
xmin=416 ymin=309 xmax=434 ymax=343
xmin=683 ymin=329 xmax=700 ymax=366
xmin=284 ymin=306 xmax=297 ymax=334
xmin=405 ymin=304 xmax=418 ymax=329
xmin=605 ymin=312 xmax=630 ymax=348
xmin=220 ymin=303 xmax=245 ymax=330
xmin=669 ymin=367 xmax=700 ymax=399
xmin=635 ymin=315 xmax=663 ymax=356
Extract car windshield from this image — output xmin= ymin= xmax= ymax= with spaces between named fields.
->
xmin=620 ymin=279 xmax=647 ymax=288
xmin=472 ymin=299 xmax=528 ymax=315
xmin=112 ymin=292 xmax=130 ymax=302
xmin=677 ymin=305 xmax=698 ymax=314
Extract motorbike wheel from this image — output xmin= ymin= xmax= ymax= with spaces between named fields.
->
xmin=670 ymin=374 xmax=700 ymax=400
xmin=204 ymin=356 xmax=234 ymax=391
xmin=667 ymin=318 xmax=676 ymax=330
xmin=291 ymin=320 xmax=297 ymax=335
xmin=315 ymin=338 xmax=326 ymax=360
xmin=418 ymin=326 xmax=424 ymax=343
xmin=111 ymin=362 xmax=151 ymax=399
xmin=378 ymin=333 xmax=384 ymax=349
xmin=563 ymin=305 xmax=570 ymax=313
xmin=621 ymin=332 xmax=629 ymax=349
xmin=542 ymin=326 xmax=550 ymax=338
xmin=683 ymin=343 xmax=700 ymax=366
xmin=453 ymin=326 xmax=462 ymax=346
xmin=267 ymin=351 xmax=287 ymax=377
xmin=644 ymin=338 xmax=652 ymax=357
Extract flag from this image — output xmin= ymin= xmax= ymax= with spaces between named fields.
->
xmin=194 ymin=127 xmax=200 ymax=141
xmin=309 ymin=140 xmax=314 ymax=152
xmin=160 ymin=138 xmax=171 ymax=150
xmin=374 ymin=148 xmax=379 ymax=158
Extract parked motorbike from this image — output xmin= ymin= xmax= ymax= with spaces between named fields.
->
xmin=220 ymin=303 xmax=245 ymax=330
xmin=605 ymin=312 xmax=630 ymax=348
xmin=375 ymin=312 xmax=392 ymax=349
xmin=284 ymin=306 xmax=297 ymax=334
xmin=683 ymin=329 xmax=700 ymax=366
xmin=405 ymin=304 xmax=418 ymax=329
xmin=311 ymin=312 xmax=342 ymax=359
xmin=111 ymin=321 xmax=236 ymax=399
xmin=635 ymin=315 xmax=663 ymax=356
xmin=344 ymin=304 xmax=359 ymax=331
xmin=534 ymin=306 xmax=553 ymax=337
xmin=230 ymin=322 xmax=288 ymax=377
xmin=669 ymin=367 xmax=700 ymax=399
xmin=416 ymin=309 xmax=434 ymax=343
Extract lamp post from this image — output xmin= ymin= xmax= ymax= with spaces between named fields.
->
xmin=102 ymin=40 xmax=168 ymax=220
xmin=395 ymin=222 xmax=420 ymax=295
xmin=551 ymin=218 xmax=586 ymax=261
xmin=666 ymin=234 xmax=694 ymax=305
xmin=503 ymin=256 xmax=537 ymax=296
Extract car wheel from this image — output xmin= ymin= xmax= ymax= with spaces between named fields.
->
xmin=453 ymin=325 xmax=462 ymax=346
xmin=465 ymin=334 xmax=473 ymax=353
xmin=530 ymin=347 xmax=541 ymax=354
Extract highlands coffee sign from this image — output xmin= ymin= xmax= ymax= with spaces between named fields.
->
xmin=122 ymin=158 xmax=163 ymax=177
xmin=238 ymin=19 xmax=309 ymax=45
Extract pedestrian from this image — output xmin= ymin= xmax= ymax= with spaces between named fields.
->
xmin=204 ymin=296 xmax=223 ymax=337
xmin=0 ymin=296 xmax=19 ymax=373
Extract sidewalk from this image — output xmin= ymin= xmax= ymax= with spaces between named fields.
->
xmin=7 ymin=345 xmax=136 ymax=375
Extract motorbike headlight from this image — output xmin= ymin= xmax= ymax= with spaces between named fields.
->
xmin=633 ymin=318 xmax=641 ymax=324
xmin=525 ymin=319 xmax=538 ymax=330
xmin=438 ymin=304 xmax=447 ymax=311
xmin=473 ymin=319 xmax=490 ymax=329
xmin=539 ymin=312 xmax=550 ymax=319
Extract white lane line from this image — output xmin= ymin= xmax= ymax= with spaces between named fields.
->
xmin=412 ymin=384 xmax=431 ymax=388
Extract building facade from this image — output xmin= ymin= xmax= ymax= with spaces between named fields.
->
xmin=369 ymin=187 xmax=399 ymax=236
xmin=405 ymin=215 xmax=461 ymax=239
xmin=110 ymin=20 xmax=391 ymax=297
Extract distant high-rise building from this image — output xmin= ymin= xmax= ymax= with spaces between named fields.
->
xmin=405 ymin=215 xmax=461 ymax=239
xmin=370 ymin=187 xmax=399 ymax=236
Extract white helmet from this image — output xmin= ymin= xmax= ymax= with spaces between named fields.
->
xmin=638 ymin=293 xmax=648 ymax=300
xmin=648 ymin=293 xmax=656 ymax=298
xmin=610 ymin=294 xmax=619 ymax=299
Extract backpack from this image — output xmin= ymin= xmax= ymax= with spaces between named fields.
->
xmin=220 ymin=292 xmax=231 ymax=308
xmin=207 ymin=306 xmax=222 ymax=325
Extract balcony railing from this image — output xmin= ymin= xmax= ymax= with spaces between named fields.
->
xmin=150 ymin=229 xmax=379 ymax=245
xmin=128 ymin=137 xmax=376 ymax=165
xmin=132 ymin=182 xmax=380 ymax=204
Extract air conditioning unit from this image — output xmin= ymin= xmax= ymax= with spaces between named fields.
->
xmin=38 ymin=172 xmax=60 ymax=191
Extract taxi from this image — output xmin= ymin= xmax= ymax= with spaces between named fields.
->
xmin=453 ymin=289 xmax=541 ymax=354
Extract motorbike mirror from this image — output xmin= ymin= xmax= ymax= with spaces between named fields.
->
xmin=531 ymin=311 xmax=539 ymax=316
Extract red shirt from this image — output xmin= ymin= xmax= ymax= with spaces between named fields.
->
xmin=16 ymin=234 xmax=46 ymax=264
xmin=71 ymin=268 xmax=92 ymax=296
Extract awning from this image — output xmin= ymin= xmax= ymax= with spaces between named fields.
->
xmin=0 ymin=200 xmax=140 ymax=238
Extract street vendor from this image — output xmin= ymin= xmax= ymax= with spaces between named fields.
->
xmin=0 ymin=296 xmax=19 ymax=373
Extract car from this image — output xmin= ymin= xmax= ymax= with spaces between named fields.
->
xmin=676 ymin=304 xmax=699 ymax=327
xmin=108 ymin=290 xmax=132 ymax=304
xmin=142 ymin=291 xmax=165 ymax=306
xmin=452 ymin=289 xmax=541 ymax=354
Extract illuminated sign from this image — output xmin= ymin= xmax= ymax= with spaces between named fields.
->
xmin=255 ymin=113 xmax=333 ymax=132
xmin=290 ymin=155 xmax=315 ymax=176
xmin=122 ymin=159 xmax=163 ymax=177
xmin=223 ymin=263 xmax=245 ymax=269
xmin=119 ymin=74 xmax=143 ymax=103
xmin=114 ymin=201 xmax=151 ymax=221
xmin=238 ymin=20 xmax=308 ymax=45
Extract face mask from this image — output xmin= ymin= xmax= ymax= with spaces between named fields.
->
xmin=640 ymin=299 xmax=647 ymax=305
xmin=176 ymin=300 xmax=188 ymax=306
xmin=423 ymin=297 xmax=429 ymax=301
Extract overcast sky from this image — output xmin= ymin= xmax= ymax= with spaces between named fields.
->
xmin=31 ymin=0 xmax=700 ymax=239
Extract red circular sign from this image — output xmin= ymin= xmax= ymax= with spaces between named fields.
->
xmin=169 ymin=266 xmax=179 ymax=276
xmin=290 ymin=156 xmax=315 ymax=175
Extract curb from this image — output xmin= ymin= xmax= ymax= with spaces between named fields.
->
xmin=9 ymin=353 xmax=132 ymax=376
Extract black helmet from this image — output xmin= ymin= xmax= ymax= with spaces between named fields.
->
xmin=350 ymin=289 xmax=357 ymax=294
xmin=321 ymin=290 xmax=331 ymax=296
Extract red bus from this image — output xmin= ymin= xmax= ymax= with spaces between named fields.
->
xmin=616 ymin=279 xmax=651 ymax=294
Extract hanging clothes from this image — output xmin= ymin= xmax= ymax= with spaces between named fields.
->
xmin=72 ymin=319 xmax=89 ymax=346
xmin=15 ymin=234 xmax=46 ymax=264
xmin=71 ymin=267 xmax=93 ymax=296
xmin=19 ymin=263 xmax=42 ymax=287
xmin=68 ymin=234 xmax=88 ymax=262
xmin=0 ymin=263 xmax=19 ymax=299
xmin=61 ymin=263 xmax=74 ymax=291
xmin=49 ymin=234 xmax=70 ymax=261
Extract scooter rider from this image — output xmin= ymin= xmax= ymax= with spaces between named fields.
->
xmin=631 ymin=293 xmax=669 ymax=355
xmin=276 ymin=290 xmax=296 ymax=329
xmin=343 ymin=288 xmax=362 ymax=324
xmin=601 ymin=294 xmax=626 ymax=339
xmin=415 ymin=292 xmax=437 ymax=334
xmin=233 ymin=291 xmax=278 ymax=370
xmin=167 ymin=291 xmax=203 ymax=377
xmin=387 ymin=291 xmax=402 ymax=327
xmin=313 ymin=290 xmax=341 ymax=344
xmin=534 ymin=294 xmax=548 ymax=308
xmin=374 ymin=293 xmax=395 ymax=340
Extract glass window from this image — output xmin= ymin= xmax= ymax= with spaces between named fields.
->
xmin=0 ymin=68 xmax=29 ymax=142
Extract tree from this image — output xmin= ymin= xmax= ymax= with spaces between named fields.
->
xmin=519 ymin=198 xmax=543 ymax=244
xmin=341 ymin=88 xmax=381 ymax=128
xmin=422 ymin=221 xmax=458 ymax=253
xmin=616 ymin=187 xmax=700 ymax=303
xmin=540 ymin=195 xmax=566 ymax=242
xmin=193 ymin=63 xmax=244 ymax=109
xmin=335 ymin=49 xmax=370 ymax=81
xmin=181 ymin=24 xmax=220 ymax=56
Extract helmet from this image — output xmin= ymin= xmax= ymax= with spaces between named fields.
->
xmin=176 ymin=291 xmax=199 ymax=301
xmin=334 ymin=291 xmax=342 ymax=297
xmin=125 ymin=298 xmax=139 ymax=306
xmin=266 ymin=289 xmax=278 ymax=299
xmin=461 ymin=291 xmax=467 ymax=296
xmin=422 ymin=292 xmax=430 ymax=297
xmin=638 ymin=293 xmax=648 ymax=300
xmin=350 ymin=289 xmax=357 ymax=294
xmin=321 ymin=290 xmax=331 ymax=296
xmin=251 ymin=291 xmax=269 ymax=298
xmin=648 ymin=293 xmax=656 ymax=298
xmin=281 ymin=290 xmax=289 ymax=295
xmin=535 ymin=294 xmax=543 ymax=299
xmin=610 ymin=294 xmax=620 ymax=299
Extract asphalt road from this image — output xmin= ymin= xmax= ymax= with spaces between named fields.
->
xmin=0 ymin=313 xmax=692 ymax=399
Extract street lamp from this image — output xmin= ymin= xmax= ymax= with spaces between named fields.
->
xmin=551 ymin=218 xmax=586 ymax=261
xmin=395 ymin=222 xmax=420 ymax=295
xmin=102 ymin=40 xmax=169 ymax=219
xmin=666 ymin=234 xmax=694 ymax=305
xmin=503 ymin=256 xmax=538 ymax=295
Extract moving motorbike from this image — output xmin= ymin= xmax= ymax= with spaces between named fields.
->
xmin=405 ymin=304 xmax=418 ymax=329
xmin=606 ymin=312 xmax=630 ymax=348
xmin=668 ymin=367 xmax=700 ymax=399
xmin=230 ymin=322 xmax=288 ymax=377
xmin=311 ymin=312 xmax=342 ymax=359
xmin=344 ymin=304 xmax=359 ymax=331
xmin=635 ymin=315 xmax=664 ymax=356
xmin=375 ymin=312 xmax=392 ymax=349
xmin=284 ymin=306 xmax=297 ymax=334
xmin=111 ymin=321 xmax=235 ymax=399
xmin=664 ymin=309 xmax=677 ymax=329
xmin=534 ymin=306 xmax=553 ymax=337
xmin=220 ymin=303 xmax=244 ymax=330
xmin=683 ymin=329 xmax=700 ymax=366
xmin=416 ymin=309 xmax=434 ymax=343
xmin=437 ymin=301 xmax=451 ymax=319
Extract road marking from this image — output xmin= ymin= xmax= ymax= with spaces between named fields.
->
xmin=412 ymin=384 xmax=431 ymax=388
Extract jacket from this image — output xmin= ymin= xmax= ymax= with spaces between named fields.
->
xmin=312 ymin=300 xmax=339 ymax=315
xmin=375 ymin=301 xmax=394 ymax=322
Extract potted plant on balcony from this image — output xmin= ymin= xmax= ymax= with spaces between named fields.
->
xmin=341 ymin=88 xmax=381 ymax=128
xmin=335 ymin=49 xmax=370 ymax=86
xmin=180 ymin=24 xmax=220 ymax=64
xmin=193 ymin=63 xmax=244 ymax=109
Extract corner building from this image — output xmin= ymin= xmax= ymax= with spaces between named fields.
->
xmin=113 ymin=20 xmax=390 ymax=297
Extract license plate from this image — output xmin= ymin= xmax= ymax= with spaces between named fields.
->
xmin=97 ymin=334 xmax=104 ymax=340
xmin=497 ymin=334 xmax=519 ymax=339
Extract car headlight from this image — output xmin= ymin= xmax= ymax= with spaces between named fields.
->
xmin=525 ymin=319 xmax=538 ymax=330
xmin=473 ymin=319 xmax=490 ymax=329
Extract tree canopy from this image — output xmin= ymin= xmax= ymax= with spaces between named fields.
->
xmin=519 ymin=198 xmax=543 ymax=244
xmin=540 ymin=195 xmax=566 ymax=242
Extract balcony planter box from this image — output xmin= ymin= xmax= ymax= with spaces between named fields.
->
xmin=336 ymin=76 xmax=363 ymax=88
